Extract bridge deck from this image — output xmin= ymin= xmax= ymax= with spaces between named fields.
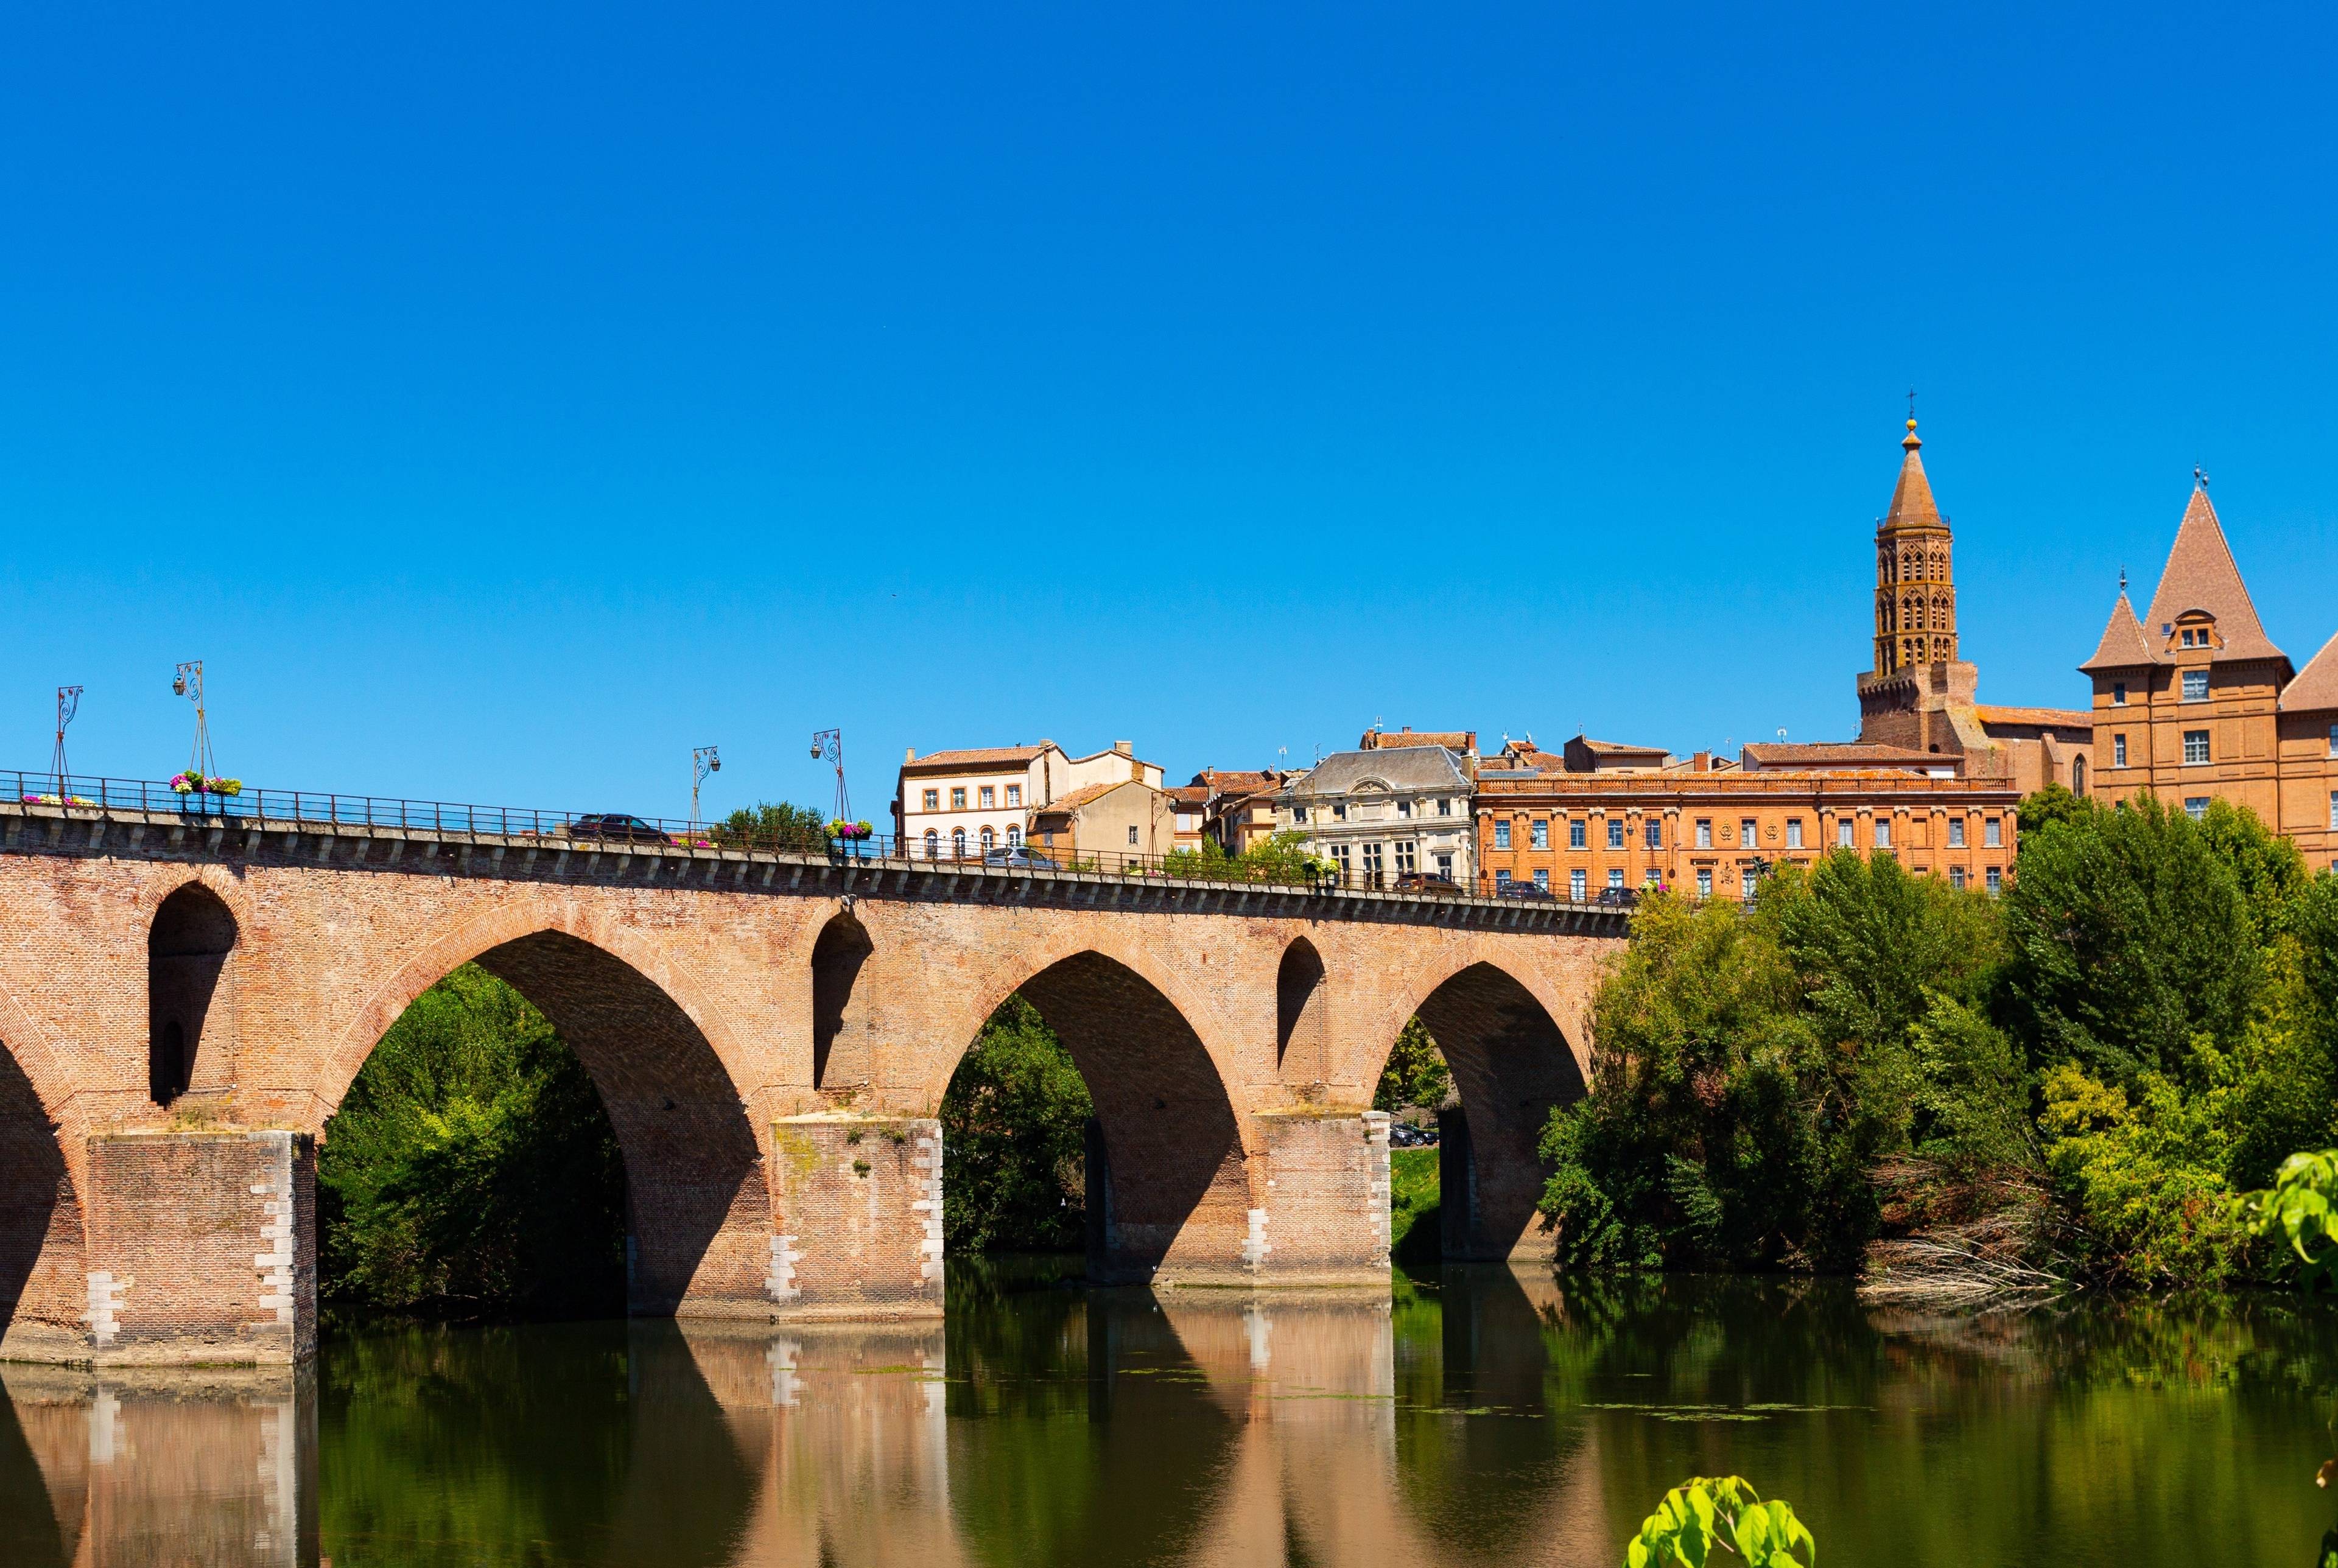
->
xmin=0 ymin=796 xmax=1627 ymax=933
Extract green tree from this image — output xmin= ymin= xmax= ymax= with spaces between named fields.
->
xmin=1998 ymin=795 xmax=2261 ymax=1091
xmin=1375 ymin=1017 xmax=1452 ymax=1113
xmin=716 ymin=800 xmax=830 ymax=850
xmin=2018 ymin=781 xmax=2095 ymax=837
xmin=940 ymin=996 xmax=1094 ymax=1252
xmin=318 ymin=965 xmax=627 ymax=1317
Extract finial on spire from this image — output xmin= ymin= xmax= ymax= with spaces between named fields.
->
xmin=2119 ymin=565 xmax=2127 ymax=593
xmin=2193 ymin=464 xmax=2210 ymax=491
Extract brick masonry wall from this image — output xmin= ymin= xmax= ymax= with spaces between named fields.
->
xmin=0 ymin=814 xmax=1620 ymax=1360
xmin=768 ymin=1115 xmax=944 ymax=1318
xmin=1249 ymin=1110 xmax=1391 ymax=1281
xmin=82 ymin=1131 xmax=316 ymax=1367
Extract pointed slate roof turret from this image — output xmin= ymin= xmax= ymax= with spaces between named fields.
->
xmin=2279 ymin=626 xmax=2338 ymax=713
xmin=2079 ymin=590 xmax=2158 ymax=673
xmin=2138 ymin=482 xmax=2287 ymax=663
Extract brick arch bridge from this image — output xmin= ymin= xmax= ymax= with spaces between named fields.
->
xmin=0 ymin=797 xmax=1622 ymax=1365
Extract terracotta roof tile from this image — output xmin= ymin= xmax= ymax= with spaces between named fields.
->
xmin=2280 ymin=627 xmax=2338 ymax=713
xmin=1741 ymin=742 xmax=1947 ymax=768
xmin=902 ymin=746 xmax=1048 ymax=769
xmin=1975 ymin=705 xmax=2095 ymax=730
xmin=2139 ymin=488 xmax=2287 ymax=663
xmin=1164 ymin=785 xmax=1211 ymax=806
xmin=1031 ymin=781 xmax=1125 ymax=814
xmin=1360 ymin=728 xmax=1476 ymax=752
xmin=2079 ymin=592 xmax=2159 ymax=672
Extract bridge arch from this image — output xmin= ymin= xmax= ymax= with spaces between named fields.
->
xmin=148 ymin=881 xmax=238 ymax=1105
xmin=1274 ymin=936 xmax=1329 ymax=1087
xmin=943 ymin=943 xmax=1254 ymax=1282
xmin=320 ymin=900 xmax=768 ymax=1315
xmin=1363 ymin=949 xmax=1592 ymax=1261
xmin=0 ymin=981 xmax=86 ymax=1359
xmin=809 ymin=907 xmax=875 ymax=1093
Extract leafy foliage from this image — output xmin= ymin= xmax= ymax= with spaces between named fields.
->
xmin=1544 ymin=796 xmax=2338 ymax=1292
xmin=318 ymin=965 xmax=627 ymax=1318
xmin=940 ymin=995 xmax=1093 ymax=1252
xmin=1375 ymin=1017 xmax=1452 ymax=1113
xmin=1540 ymin=852 xmax=2022 ymax=1272
xmin=1159 ymin=828 xmax=1333 ymax=883
xmin=2236 ymin=1150 xmax=2338 ymax=1293
xmin=1999 ymin=794 xmax=2262 ymax=1091
xmin=715 ymin=800 xmax=830 ymax=851
xmin=1625 ymin=1475 xmax=1815 ymax=1567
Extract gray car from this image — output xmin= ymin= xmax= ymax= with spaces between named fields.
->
xmin=983 ymin=845 xmax=1059 ymax=870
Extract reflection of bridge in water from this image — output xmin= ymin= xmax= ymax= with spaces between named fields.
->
xmin=0 ymin=1270 xmax=1615 ymax=1568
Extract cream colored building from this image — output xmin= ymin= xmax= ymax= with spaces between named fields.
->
xmin=1276 ymin=745 xmax=1475 ymax=887
xmin=893 ymin=740 xmax=1165 ymax=860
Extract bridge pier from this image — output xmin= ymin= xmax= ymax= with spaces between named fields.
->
xmin=1245 ymin=1109 xmax=1392 ymax=1284
xmin=767 ymin=1115 xmax=946 ymax=1319
xmin=75 ymin=1130 xmax=317 ymax=1367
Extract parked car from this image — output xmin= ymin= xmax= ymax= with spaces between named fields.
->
xmin=1594 ymin=886 xmax=1641 ymax=910
xmin=1495 ymin=879 xmax=1554 ymax=901
xmin=1389 ymin=1121 xmax=1442 ymax=1147
xmin=564 ymin=813 xmax=673 ymax=845
xmin=982 ymin=845 xmax=1060 ymax=870
xmin=1394 ymin=871 xmax=1460 ymax=894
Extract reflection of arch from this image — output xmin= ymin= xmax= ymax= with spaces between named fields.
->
xmin=325 ymin=907 xmax=764 ymax=1315
xmin=1275 ymin=938 xmax=1328 ymax=1082
xmin=811 ymin=908 xmax=874 ymax=1090
xmin=1388 ymin=961 xmax=1587 ymax=1262
xmin=1009 ymin=951 xmax=1251 ymax=1282
xmin=149 ymin=883 xmax=238 ymax=1105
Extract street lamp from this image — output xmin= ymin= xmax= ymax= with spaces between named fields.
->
xmin=692 ymin=745 xmax=721 ymax=827
xmin=173 ymin=661 xmax=214 ymax=781
xmin=51 ymin=686 xmax=82 ymax=798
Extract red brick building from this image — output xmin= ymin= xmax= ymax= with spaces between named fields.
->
xmin=2082 ymin=478 xmax=2338 ymax=868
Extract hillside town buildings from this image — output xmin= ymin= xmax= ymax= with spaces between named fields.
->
xmin=2082 ymin=478 xmax=2338 ymax=869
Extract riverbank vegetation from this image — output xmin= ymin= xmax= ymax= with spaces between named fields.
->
xmin=1539 ymin=792 xmax=2338 ymax=1292
xmin=318 ymin=965 xmax=627 ymax=1318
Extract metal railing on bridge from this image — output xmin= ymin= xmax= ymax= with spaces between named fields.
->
xmin=6 ymin=769 xmax=1620 ymax=911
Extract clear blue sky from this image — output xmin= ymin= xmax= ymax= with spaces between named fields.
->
xmin=5 ymin=4 xmax=2334 ymax=820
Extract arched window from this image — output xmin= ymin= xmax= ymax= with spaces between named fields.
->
xmin=923 ymin=828 xmax=939 ymax=858
xmin=980 ymin=825 xmax=995 ymax=852
xmin=952 ymin=828 xmax=967 ymax=859
xmin=1006 ymin=825 xmax=1021 ymax=846
xmin=2073 ymin=757 xmax=2087 ymax=796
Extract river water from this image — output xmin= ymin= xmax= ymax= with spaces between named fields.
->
xmin=4 ymin=1264 xmax=2333 ymax=1567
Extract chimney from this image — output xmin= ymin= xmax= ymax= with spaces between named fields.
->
xmin=1112 ymin=740 xmax=1133 ymax=757
xmin=1693 ymin=751 xmax=1712 ymax=772
xmin=904 ymin=747 xmax=916 ymax=763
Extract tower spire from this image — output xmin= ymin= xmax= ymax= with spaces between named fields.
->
xmin=1872 ymin=415 xmax=1956 ymax=677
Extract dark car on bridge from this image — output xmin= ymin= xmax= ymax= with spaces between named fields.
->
xmin=1595 ymin=886 xmax=1641 ymax=910
xmin=563 ymin=813 xmax=673 ymax=845
xmin=1495 ymin=879 xmax=1554 ymax=901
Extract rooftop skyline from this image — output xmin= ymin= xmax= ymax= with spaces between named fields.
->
xmin=4 ymin=5 xmax=2335 ymax=817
